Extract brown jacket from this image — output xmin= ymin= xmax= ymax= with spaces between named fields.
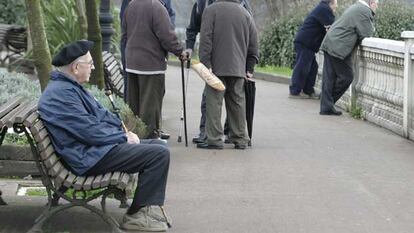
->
xmin=199 ymin=0 xmax=259 ymax=78
xmin=122 ymin=0 xmax=183 ymax=74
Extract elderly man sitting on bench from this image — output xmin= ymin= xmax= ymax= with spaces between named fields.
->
xmin=38 ymin=40 xmax=171 ymax=232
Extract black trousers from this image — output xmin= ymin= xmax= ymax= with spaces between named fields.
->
xmin=127 ymin=73 xmax=165 ymax=138
xmin=320 ymin=53 xmax=353 ymax=112
xmin=289 ymin=43 xmax=318 ymax=95
xmin=85 ymin=139 xmax=170 ymax=214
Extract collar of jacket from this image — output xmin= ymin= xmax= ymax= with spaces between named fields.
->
xmin=50 ymin=70 xmax=85 ymax=89
xmin=216 ymin=0 xmax=240 ymax=3
xmin=358 ymin=0 xmax=375 ymax=15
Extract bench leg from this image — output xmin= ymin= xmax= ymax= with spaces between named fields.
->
xmin=0 ymin=190 xmax=7 ymax=205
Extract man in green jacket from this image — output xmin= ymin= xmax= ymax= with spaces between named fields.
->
xmin=319 ymin=0 xmax=378 ymax=115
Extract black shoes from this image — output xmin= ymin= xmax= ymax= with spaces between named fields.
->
xmin=159 ymin=131 xmax=170 ymax=140
xmin=320 ymin=109 xmax=342 ymax=116
xmin=234 ymin=144 xmax=246 ymax=150
xmin=196 ymin=143 xmax=223 ymax=150
xmin=192 ymin=136 xmax=206 ymax=144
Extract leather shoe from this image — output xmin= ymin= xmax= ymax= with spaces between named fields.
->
xmin=192 ymin=136 xmax=206 ymax=144
xmin=320 ymin=109 xmax=342 ymax=116
xmin=197 ymin=143 xmax=223 ymax=150
xmin=234 ymin=144 xmax=246 ymax=150
xmin=159 ymin=131 xmax=170 ymax=140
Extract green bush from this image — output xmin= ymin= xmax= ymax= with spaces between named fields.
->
xmin=374 ymin=1 xmax=414 ymax=40
xmin=41 ymin=0 xmax=83 ymax=56
xmin=259 ymin=0 xmax=414 ymax=68
xmin=0 ymin=0 xmax=25 ymax=26
xmin=0 ymin=70 xmax=147 ymax=143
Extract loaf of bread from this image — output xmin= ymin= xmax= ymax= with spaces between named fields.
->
xmin=191 ymin=61 xmax=225 ymax=91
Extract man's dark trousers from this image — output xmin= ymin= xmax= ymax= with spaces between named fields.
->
xmin=127 ymin=73 xmax=165 ymax=138
xmin=85 ymin=139 xmax=170 ymax=215
xmin=197 ymin=85 xmax=230 ymax=139
xmin=320 ymin=52 xmax=353 ymax=112
xmin=289 ymin=43 xmax=318 ymax=95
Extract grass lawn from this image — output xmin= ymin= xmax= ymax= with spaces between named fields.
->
xmin=255 ymin=65 xmax=293 ymax=77
xmin=169 ymin=56 xmax=293 ymax=77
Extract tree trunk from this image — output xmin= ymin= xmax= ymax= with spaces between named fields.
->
xmin=75 ymin=0 xmax=88 ymax=39
xmin=25 ymin=0 xmax=52 ymax=92
xmin=85 ymin=0 xmax=104 ymax=88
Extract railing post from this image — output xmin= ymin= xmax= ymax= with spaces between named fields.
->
xmin=401 ymin=31 xmax=414 ymax=138
xmin=99 ymin=0 xmax=114 ymax=52
xmin=350 ymin=47 xmax=360 ymax=111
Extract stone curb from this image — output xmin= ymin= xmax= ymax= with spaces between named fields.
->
xmin=167 ymin=60 xmax=291 ymax=85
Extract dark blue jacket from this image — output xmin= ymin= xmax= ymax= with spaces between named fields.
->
xmin=294 ymin=1 xmax=335 ymax=52
xmin=38 ymin=71 xmax=127 ymax=175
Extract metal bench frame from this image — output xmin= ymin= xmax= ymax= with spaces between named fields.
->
xmin=0 ymin=98 xmax=137 ymax=233
xmin=103 ymin=51 xmax=124 ymax=99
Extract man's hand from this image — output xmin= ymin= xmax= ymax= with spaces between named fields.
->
xmin=246 ymin=71 xmax=254 ymax=80
xmin=126 ymin=131 xmax=140 ymax=144
xmin=184 ymin=48 xmax=192 ymax=59
xmin=179 ymin=50 xmax=190 ymax=61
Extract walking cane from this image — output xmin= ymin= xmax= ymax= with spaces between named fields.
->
xmin=104 ymin=74 xmax=128 ymax=132
xmin=177 ymin=58 xmax=190 ymax=146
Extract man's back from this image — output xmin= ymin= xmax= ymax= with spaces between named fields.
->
xmin=199 ymin=0 xmax=258 ymax=78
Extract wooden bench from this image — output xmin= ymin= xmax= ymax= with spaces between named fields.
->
xmin=103 ymin=51 xmax=124 ymax=99
xmin=0 ymin=24 xmax=27 ymax=65
xmin=0 ymin=98 xmax=137 ymax=233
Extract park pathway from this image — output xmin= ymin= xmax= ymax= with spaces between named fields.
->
xmin=1 ymin=65 xmax=414 ymax=233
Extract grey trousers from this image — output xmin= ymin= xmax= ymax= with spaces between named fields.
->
xmin=205 ymin=76 xmax=248 ymax=146
xmin=320 ymin=53 xmax=354 ymax=112
xmin=85 ymin=139 xmax=169 ymax=215
xmin=127 ymin=73 xmax=165 ymax=138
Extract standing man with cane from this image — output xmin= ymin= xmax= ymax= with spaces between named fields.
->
xmin=185 ymin=0 xmax=252 ymax=144
xmin=123 ymin=0 xmax=187 ymax=140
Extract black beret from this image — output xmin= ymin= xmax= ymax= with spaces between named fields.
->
xmin=52 ymin=40 xmax=94 ymax=66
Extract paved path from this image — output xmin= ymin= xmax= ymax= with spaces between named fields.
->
xmin=1 ymin=65 xmax=414 ymax=233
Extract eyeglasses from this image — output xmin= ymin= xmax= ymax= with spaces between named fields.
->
xmin=77 ymin=60 xmax=94 ymax=68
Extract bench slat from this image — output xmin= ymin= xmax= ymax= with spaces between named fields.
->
xmin=0 ymin=103 xmax=24 ymax=128
xmin=43 ymin=153 xmax=59 ymax=169
xmin=101 ymin=172 xmax=112 ymax=187
xmin=34 ymin=127 xmax=48 ymax=142
xmin=30 ymin=117 xmax=45 ymax=135
xmin=117 ymin=173 xmax=130 ymax=190
xmin=48 ymin=161 xmax=64 ymax=177
xmin=39 ymin=144 xmax=54 ymax=161
xmin=4 ymin=101 xmax=32 ymax=128
xmin=73 ymin=176 xmax=86 ymax=190
xmin=23 ymin=111 xmax=39 ymax=127
xmin=36 ymin=136 xmax=51 ymax=152
xmin=83 ymin=176 xmax=95 ymax=191
xmin=54 ymin=169 xmax=69 ymax=187
xmin=110 ymin=172 xmax=121 ymax=185
xmin=0 ymin=97 xmax=23 ymax=119
xmin=63 ymin=173 xmax=77 ymax=188
xmin=92 ymin=174 xmax=103 ymax=189
xmin=14 ymin=101 xmax=37 ymax=123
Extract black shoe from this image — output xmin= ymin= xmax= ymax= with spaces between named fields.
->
xmin=197 ymin=143 xmax=223 ymax=150
xmin=192 ymin=135 xmax=206 ymax=144
xmin=224 ymin=135 xmax=231 ymax=144
xmin=320 ymin=109 xmax=342 ymax=116
xmin=159 ymin=131 xmax=170 ymax=140
xmin=234 ymin=144 xmax=246 ymax=150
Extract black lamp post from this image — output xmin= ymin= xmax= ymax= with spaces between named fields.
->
xmin=99 ymin=0 xmax=114 ymax=52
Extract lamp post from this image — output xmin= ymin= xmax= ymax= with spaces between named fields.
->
xmin=99 ymin=0 xmax=114 ymax=52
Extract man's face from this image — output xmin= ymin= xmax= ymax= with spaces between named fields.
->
xmin=330 ymin=0 xmax=338 ymax=13
xmin=370 ymin=0 xmax=379 ymax=13
xmin=72 ymin=52 xmax=94 ymax=84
